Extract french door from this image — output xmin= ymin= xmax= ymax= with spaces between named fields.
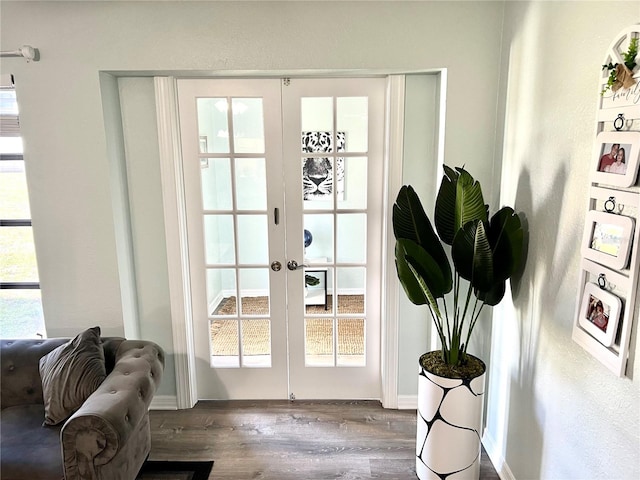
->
xmin=177 ymin=77 xmax=385 ymax=400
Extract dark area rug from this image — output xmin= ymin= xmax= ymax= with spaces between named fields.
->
xmin=136 ymin=460 xmax=213 ymax=480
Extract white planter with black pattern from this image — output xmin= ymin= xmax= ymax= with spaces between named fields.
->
xmin=415 ymin=354 xmax=486 ymax=480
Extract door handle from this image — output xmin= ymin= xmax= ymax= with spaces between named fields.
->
xmin=287 ymin=260 xmax=309 ymax=271
xmin=271 ymin=261 xmax=282 ymax=272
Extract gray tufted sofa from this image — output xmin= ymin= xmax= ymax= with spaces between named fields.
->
xmin=0 ymin=337 xmax=164 ymax=480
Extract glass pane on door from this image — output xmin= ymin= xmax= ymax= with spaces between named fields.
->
xmin=336 ymin=214 xmax=366 ymax=263
xmin=239 ymin=268 xmax=270 ymax=316
xmin=234 ymin=158 xmax=267 ymax=210
xmin=305 ymin=318 xmax=334 ymax=367
xmin=204 ymin=215 xmax=235 ymax=264
xmin=232 ymin=98 xmax=265 ymax=153
xmin=241 ymin=319 xmax=271 ymax=367
xmin=237 ymin=215 xmax=269 ymax=264
xmin=197 ymin=98 xmax=230 ymax=153
xmin=207 ymin=268 xmax=236 ymax=315
xmin=200 ymin=158 xmax=232 ymax=210
xmin=336 ymin=97 xmax=368 ymax=152
xmin=305 ymin=266 xmax=333 ymax=314
xmin=303 ymin=214 xmax=334 ymax=263
xmin=337 ymin=157 xmax=367 ymax=210
xmin=336 ymin=267 xmax=365 ymax=314
xmin=210 ymin=319 xmax=239 ymax=367
xmin=301 ymin=98 xmax=333 ymax=134
xmin=337 ymin=318 xmax=365 ymax=366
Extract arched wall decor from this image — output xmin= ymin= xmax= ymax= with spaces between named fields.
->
xmin=572 ymin=25 xmax=640 ymax=377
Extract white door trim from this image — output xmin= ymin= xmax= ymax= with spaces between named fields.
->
xmin=154 ymin=76 xmax=197 ymax=409
xmin=381 ymin=75 xmax=405 ymax=409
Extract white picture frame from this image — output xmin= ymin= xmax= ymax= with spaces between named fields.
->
xmin=581 ymin=210 xmax=635 ymax=271
xmin=591 ymin=131 xmax=640 ymax=188
xmin=578 ymin=282 xmax=622 ymax=348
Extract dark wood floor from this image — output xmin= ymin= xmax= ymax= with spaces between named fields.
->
xmin=148 ymin=400 xmax=500 ymax=480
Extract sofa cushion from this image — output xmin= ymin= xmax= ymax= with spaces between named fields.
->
xmin=0 ymin=404 xmax=63 ymax=480
xmin=39 ymin=326 xmax=106 ymax=425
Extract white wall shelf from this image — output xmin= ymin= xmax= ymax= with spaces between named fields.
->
xmin=572 ymin=25 xmax=640 ymax=377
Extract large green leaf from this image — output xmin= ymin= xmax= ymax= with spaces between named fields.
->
xmin=393 ymin=186 xmax=452 ymax=292
xmin=435 ymin=166 xmax=488 ymax=246
xmin=395 ymin=256 xmax=427 ymax=306
xmin=488 ymin=207 xmax=524 ymax=282
xmin=393 ymin=185 xmax=430 ymax=243
xmin=455 ymin=168 xmax=488 ymax=230
xmin=406 ymin=259 xmax=443 ymax=321
xmin=433 ymin=166 xmax=458 ymax=244
xmin=452 ymin=220 xmax=494 ymax=292
xmin=475 ymin=280 xmax=506 ymax=306
xmin=395 ymin=239 xmax=451 ymax=304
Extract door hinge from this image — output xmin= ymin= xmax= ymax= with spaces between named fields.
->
xmin=283 ymin=78 xmax=291 ymax=87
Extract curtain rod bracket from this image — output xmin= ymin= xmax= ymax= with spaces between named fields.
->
xmin=0 ymin=45 xmax=39 ymax=62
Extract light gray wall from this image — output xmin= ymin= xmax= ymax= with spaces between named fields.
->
xmin=0 ymin=0 xmax=504 ymax=399
xmin=398 ymin=73 xmax=439 ymax=395
xmin=117 ymin=77 xmax=176 ymax=396
xmin=485 ymin=2 xmax=640 ymax=479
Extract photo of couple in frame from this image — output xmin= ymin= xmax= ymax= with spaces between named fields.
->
xmin=591 ymin=131 xmax=640 ymax=187
xmin=578 ymin=282 xmax=621 ymax=348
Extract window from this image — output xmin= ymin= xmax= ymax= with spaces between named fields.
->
xmin=0 ymin=76 xmax=46 ymax=338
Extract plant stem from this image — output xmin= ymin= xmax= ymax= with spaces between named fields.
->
xmin=427 ymin=301 xmax=448 ymax=359
xmin=460 ymin=282 xmax=474 ymax=342
xmin=463 ymin=299 xmax=485 ymax=357
xmin=443 ymin=292 xmax=451 ymax=354
xmin=452 ymin=273 xmax=460 ymax=355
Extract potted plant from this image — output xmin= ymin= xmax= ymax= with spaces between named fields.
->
xmin=393 ymin=166 xmax=525 ymax=480
xmin=305 ymin=274 xmax=320 ymax=297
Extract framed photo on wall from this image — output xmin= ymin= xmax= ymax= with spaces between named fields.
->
xmin=581 ymin=210 xmax=635 ymax=271
xmin=591 ymin=131 xmax=640 ymax=187
xmin=578 ymin=282 xmax=622 ymax=347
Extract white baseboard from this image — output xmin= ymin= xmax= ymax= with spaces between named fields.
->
xmin=397 ymin=394 xmax=418 ymax=410
xmin=482 ymin=429 xmax=516 ymax=480
xmin=150 ymin=395 xmax=178 ymax=410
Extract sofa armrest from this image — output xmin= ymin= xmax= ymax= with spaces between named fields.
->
xmin=61 ymin=341 xmax=164 ymax=478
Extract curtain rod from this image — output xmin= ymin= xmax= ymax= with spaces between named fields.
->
xmin=0 ymin=45 xmax=38 ymax=62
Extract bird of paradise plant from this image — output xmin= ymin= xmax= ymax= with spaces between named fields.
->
xmin=393 ymin=166 xmax=525 ymax=368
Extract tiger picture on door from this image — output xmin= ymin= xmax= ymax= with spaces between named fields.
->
xmin=301 ymin=131 xmax=345 ymax=201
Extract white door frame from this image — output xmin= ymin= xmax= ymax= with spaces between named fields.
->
xmin=155 ymin=73 xmax=423 ymax=409
xmin=155 ymin=77 xmax=198 ymax=408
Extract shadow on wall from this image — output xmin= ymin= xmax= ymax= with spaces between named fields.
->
xmin=507 ymin=165 xmax=569 ymax=479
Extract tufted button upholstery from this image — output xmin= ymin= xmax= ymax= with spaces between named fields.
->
xmin=0 ymin=337 xmax=128 ymax=411
xmin=1 ymin=338 xmax=69 ymax=409
xmin=1 ymin=337 xmax=164 ymax=480
xmin=60 ymin=340 xmax=164 ymax=473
